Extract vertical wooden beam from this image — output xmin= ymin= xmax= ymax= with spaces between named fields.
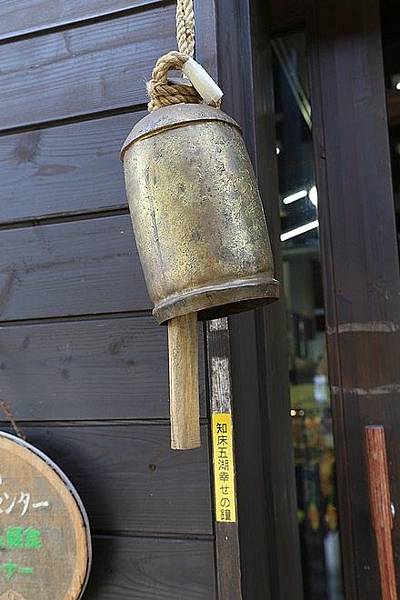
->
xmin=249 ymin=3 xmax=304 ymax=598
xmin=207 ymin=318 xmax=242 ymax=600
xmin=212 ymin=1 xmax=303 ymax=599
xmin=194 ymin=0 xmax=218 ymax=80
xmin=198 ymin=2 xmax=303 ymax=597
xmin=307 ymin=0 xmax=400 ymax=596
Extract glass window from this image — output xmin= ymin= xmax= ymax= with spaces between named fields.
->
xmin=272 ymin=33 xmax=344 ymax=600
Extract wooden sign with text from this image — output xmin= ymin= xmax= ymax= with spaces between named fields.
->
xmin=0 ymin=432 xmax=91 ymax=599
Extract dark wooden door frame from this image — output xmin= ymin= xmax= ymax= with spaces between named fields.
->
xmin=269 ymin=0 xmax=400 ymax=596
xmin=208 ymin=1 xmax=304 ymax=599
xmin=307 ymin=0 xmax=400 ymax=597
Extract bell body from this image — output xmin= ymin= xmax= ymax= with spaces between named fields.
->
xmin=121 ymin=104 xmax=279 ymax=324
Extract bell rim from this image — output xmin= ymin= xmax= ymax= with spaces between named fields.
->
xmin=152 ymin=274 xmax=280 ymax=324
xmin=120 ymin=103 xmax=242 ymax=159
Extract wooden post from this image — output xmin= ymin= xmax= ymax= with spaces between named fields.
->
xmin=168 ymin=313 xmax=200 ymax=450
xmin=207 ymin=317 xmax=242 ymax=600
xmin=365 ymin=426 xmax=397 ymax=600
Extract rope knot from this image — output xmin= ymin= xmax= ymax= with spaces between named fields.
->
xmin=146 ymin=1 xmax=222 ymax=112
xmin=147 ymin=51 xmax=201 ymax=112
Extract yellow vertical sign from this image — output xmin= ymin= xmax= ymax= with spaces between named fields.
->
xmin=212 ymin=413 xmax=237 ymax=523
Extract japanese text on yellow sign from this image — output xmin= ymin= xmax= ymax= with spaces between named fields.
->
xmin=212 ymin=413 xmax=237 ymax=523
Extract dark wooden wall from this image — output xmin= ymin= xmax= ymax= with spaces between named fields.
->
xmin=0 ymin=2 xmax=217 ymax=598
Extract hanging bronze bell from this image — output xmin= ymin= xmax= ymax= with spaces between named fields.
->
xmin=121 ymin=103 xmax=279 ymax=324
xmin=121 ymin=101 xmax=279 ymax=451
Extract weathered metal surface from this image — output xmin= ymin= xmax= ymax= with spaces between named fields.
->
xmin=121 ymin=104 xmax=279 ymax=324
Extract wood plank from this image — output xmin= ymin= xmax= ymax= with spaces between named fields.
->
xmin=87 ymin=535 xmax=216 ymax=599
xmin=249 ymin=3 xmax=304 ymax=596
xmin=0 ymin=112 xmax=144 ymax=224
xmin=308 ymin=0 xmax=400 ymax=595
xmin=0 ymin=1 xmax=166 ymax=41
xmin=206 ymin=319 xmax=242 ymax=600
xmin=365 ymin=426 xmax=397 ymax=600
xmin=0 ymin=4 xmax=175 ymax=131
xmin=168 ymin=313 xmax=201 ymax=450
xmin=215 ymin=1 xmax=303 ymax=599
xmin=0 ymin=316 xmax=206 ymax=420
xmin=2 ymin=424 xmax=213 ymax=535
xmin=0 ymin=214 xmax=150 ymax=320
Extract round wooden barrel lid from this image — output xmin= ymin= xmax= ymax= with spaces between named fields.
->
xmin=0 ymin=432 xmax=91 ymax=600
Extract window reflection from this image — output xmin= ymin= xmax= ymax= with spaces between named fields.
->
xmin=272 ymin=33 xmax=344 ymax=600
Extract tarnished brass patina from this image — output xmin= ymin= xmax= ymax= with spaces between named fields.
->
xmin=121 ymin=103 xmax=279 ymax=324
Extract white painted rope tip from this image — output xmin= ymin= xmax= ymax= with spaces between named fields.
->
xmin=182 ymin=57 xmax=224 ymax=106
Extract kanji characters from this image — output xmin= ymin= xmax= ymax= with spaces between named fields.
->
xmin=216 ymin=422 xmax=227 ymax=434
xmin=0 ymin=527 xmax=42 ymax=550
xmin=213 ymin=414 xmax=237 ymax=523
xmin=0 ymin=560 xmax=34 ymax=581
xmin=24 ymin=528 xmax=42 ymax=550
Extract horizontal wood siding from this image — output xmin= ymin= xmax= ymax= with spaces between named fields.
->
xmin=0 ymin=4 xmax=175 ymax=130
xmin=0 ymin=317 xmax=206 ymax=420
xmin=0 ymin=1 xmax=217 ymax=597
xmin=0 ymin=112 xmax=144 ymax=224
xmin=0 ymin=0 xmax=168 ymax=41
xmin=87 ymin=535 xmax=216 ymax=599
xmin=3 ymin=424 xmax=212 ymax=534
xmin=0 ymin=215 xmax=150 ymax=320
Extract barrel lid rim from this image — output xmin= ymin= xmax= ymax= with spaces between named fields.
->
xmin=120 ymin=104 xmax=242 ymax=158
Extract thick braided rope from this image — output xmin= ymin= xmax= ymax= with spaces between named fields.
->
xmin=176 ymin=0 xmax=195 ymax=56
xmin=147 ymin=0 xmax=201 ymax=111
xmin=147 ymin=51 xmax=201 ymax=112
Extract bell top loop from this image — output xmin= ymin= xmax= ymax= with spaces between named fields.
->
xmin=147 ymin=51 xmax=201 ymax=112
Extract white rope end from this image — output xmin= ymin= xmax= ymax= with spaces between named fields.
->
xmin=182 ymin=57 xmax=223 ymax=106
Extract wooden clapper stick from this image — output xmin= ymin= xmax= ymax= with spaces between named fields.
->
xmin=147 ymin=1 xmax=223 ymax=450
xmin=168 ymin=314 xmax=200 ymax=450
